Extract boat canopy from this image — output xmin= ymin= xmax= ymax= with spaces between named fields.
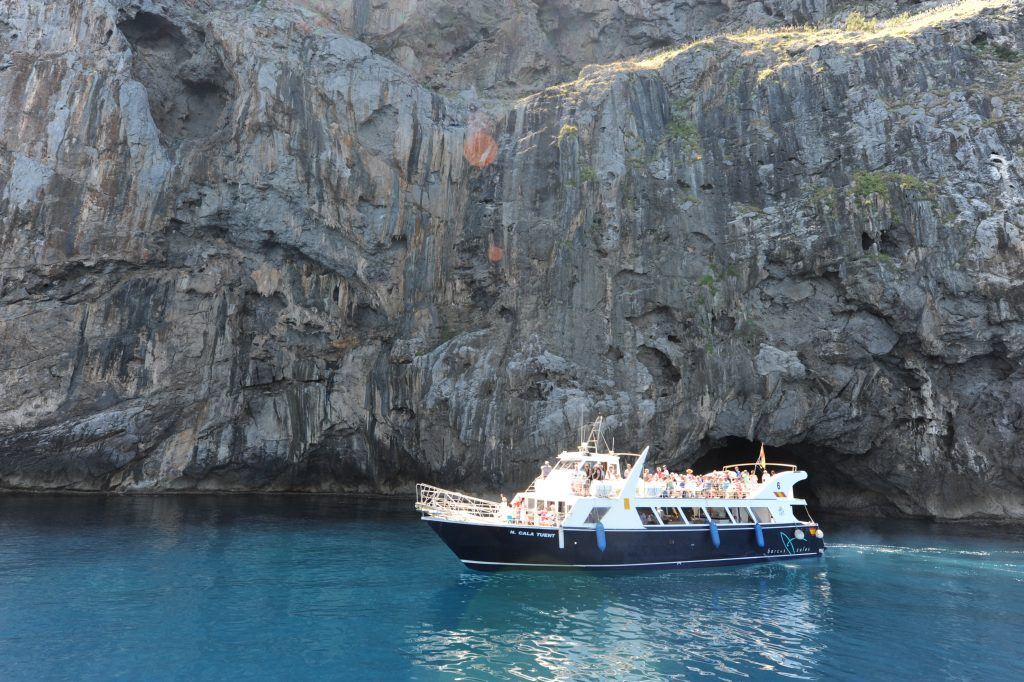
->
xmin=553 ymin=451 xmax=636 ymax=466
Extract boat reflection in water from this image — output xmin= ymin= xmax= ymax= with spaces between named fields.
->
xmin=410 ymin=562 xmax=833 ymax=680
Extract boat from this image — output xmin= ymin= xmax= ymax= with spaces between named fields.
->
xmin=415 ymin=417 xmax=826 ymax=571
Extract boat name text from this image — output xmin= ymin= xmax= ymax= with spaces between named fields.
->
xmin=510 ymin=530 xmax=556 ymax=538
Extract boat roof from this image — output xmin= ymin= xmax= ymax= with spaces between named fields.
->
xmin=555 ymin=450 xmax=638 ymax=464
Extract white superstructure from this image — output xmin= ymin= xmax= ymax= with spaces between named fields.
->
xmin=416 ymin=417 xmax=820 ymax=535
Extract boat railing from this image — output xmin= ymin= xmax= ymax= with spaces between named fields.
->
xmin=637 ymin=482 xmax=770 ymax=499
xmin=722 ymin=463 xmax=798 ymax=472
xmin=504 ymin=507 xmax=568 ymax=528
xmin=415 ymin=484 xmax=501 ymax=521
xmin=559 ymin=478 xmax=625 ymax=497
xmin=646 ymin=487 xmax=753 ymax=499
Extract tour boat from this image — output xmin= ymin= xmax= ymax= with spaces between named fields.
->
xmin=415 ymin=418 xmax=826 ymax=571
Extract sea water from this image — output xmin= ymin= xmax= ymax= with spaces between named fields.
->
xmin=0 ymin=494 xmax=1021 ymax=681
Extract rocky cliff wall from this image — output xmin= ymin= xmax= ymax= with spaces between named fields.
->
xmin=0 ymin=0 xmax=1021 ymax=520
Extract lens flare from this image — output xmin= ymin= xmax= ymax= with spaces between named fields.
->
xmin=464 ymin=130 xmax=498 ymax=168
xmin=464 ymin=111 xmax=498 ymax=168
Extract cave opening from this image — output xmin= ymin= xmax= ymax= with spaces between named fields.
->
xmin=118 ymin=11 xmax=233 ymax=143
xmin=637 ymin=345 xmax=681 ymax=397
xmin=686 ymin=436 xmax=859 ymax=514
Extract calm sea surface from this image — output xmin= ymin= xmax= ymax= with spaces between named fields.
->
xmin=0 ymin=494 xmax=1021 ymax=681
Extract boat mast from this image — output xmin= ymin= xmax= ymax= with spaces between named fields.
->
xmin=583 ymin=416 xmax=608 ymax=453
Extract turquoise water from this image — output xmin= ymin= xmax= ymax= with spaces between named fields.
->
xmin=0 ymin=495 xmax=1021 ymax=681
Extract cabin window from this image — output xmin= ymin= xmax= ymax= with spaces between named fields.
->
xmin=656 ymin=507 xmax=687 ymax=525
xmin=793 ymin=504 xmax=815 ymax=523
xmin=729 ymin=507 xmax=753 ymax=523
xmin=584 ymin=506 xmax=611 ymax=524
xmin=706 ymin=507 xmax=732 ymax=522
xmin=683 ymin=507 xmax=708 ymax=524
xmin=637 ymin=507 xmax=661 ymax=526
xmin=750 ymin=507 xmax=773 ymax=523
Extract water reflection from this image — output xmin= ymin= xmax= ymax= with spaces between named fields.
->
xmin=4 ymin=497 xmax=1021 ymax=680
xmin=411 ymin=561 xmax=833 ymax=680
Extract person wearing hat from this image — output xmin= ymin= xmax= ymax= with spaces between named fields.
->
xmin=541 ymin=461 xmax=552 ymax=478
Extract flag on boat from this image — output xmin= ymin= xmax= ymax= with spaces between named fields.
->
xmin=757 ymin=442 xmax=767 ymax=468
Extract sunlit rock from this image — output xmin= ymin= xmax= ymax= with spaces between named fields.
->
xmin=0 ymin=0 xmax=1021 ymax=521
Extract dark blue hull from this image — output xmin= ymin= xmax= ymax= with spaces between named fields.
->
xmin=426 ymin=519 xmax=825 ymax=571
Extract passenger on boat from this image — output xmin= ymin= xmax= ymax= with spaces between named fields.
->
xmin=536 ymin=502 xmax=559 ymax=526
xmin=541 ymin=461 xmax=552 ymax=478
xmin=571 ymin=467 xmax=588 ymax=495
xmin=663 ymin=478 xmax=676 ymax=498
xmin=499 ymin=495 xmax=513 ymax=523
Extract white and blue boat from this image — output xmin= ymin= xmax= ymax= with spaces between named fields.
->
xmin=416 ymin=418 xmax=825 ymax=571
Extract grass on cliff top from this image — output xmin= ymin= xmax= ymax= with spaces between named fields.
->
xmin=625 ymin=0 xmax=1009 ymax=70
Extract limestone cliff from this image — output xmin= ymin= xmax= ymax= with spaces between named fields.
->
xmin=0 ymin=0 xmax=1022 ymax=520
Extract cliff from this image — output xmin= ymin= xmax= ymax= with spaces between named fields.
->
xmin=0 ymin=0 xmax=1022 ymax=520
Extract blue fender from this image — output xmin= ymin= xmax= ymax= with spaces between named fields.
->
xmin=754 ymin=522 xmax=765 ymax=549
xmin=595 ymin=521 xmax=607 ymax=552
xmin=709 ymin=520 xmax=721 ymax=548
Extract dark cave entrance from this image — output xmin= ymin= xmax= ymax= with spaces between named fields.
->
xmin=117 ymin=11 xmax=234 ymax=143
xmin=686 ymin=436 xmax=854 ymax=514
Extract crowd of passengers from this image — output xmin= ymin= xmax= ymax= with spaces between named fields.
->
xmin=500 ymin=498 xmax=561 ymax=527
xmin=541 ymin=459 xmax=772 ymax=499
xmin=497 ymin=462 xmax=777 ymax=526
xmin=633 ymin=466 xmax=769 ymax=499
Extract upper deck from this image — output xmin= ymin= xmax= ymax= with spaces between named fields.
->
xmin=416 ymin=418 xmax=814 ymax=529
xmin=523 ymin=455 xmax=804 ymax=506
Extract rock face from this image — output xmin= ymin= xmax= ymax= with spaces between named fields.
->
xmin=0 ymin=0 xmax=1022 ymax=520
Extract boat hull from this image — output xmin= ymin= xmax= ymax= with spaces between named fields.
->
xmin=426 ymin=519 xmax=825 ymax=571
